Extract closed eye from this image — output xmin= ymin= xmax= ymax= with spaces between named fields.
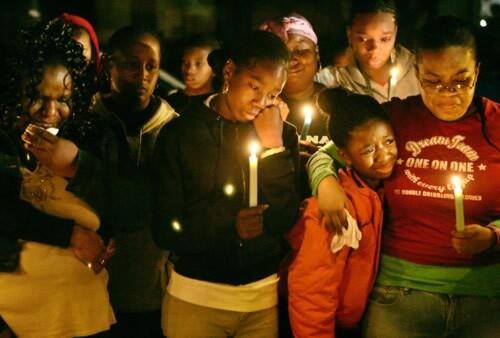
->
xmin=385 ymin=138 xmax=395 ymax=145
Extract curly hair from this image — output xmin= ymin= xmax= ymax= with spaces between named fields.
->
xmin=0 ymin=18 xmax=97 ymax=140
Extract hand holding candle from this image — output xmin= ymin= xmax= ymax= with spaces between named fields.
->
xmin=248 ymin=141 xmax=260 ymax=207
xmin=451 ymin=176 xmax=465 ymax=232
xmin=300 ymin=104 xmax=314 ymax=141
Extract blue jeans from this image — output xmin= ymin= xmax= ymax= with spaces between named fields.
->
xmin=362 ymin=285 xmax=500 ymax=338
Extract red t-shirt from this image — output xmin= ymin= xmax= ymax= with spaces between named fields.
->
xmin=383 ymin=95 xmax=500 ymax=266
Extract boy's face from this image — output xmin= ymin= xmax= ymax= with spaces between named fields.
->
xmin=182 ymin=47 xmax=214 ymax=93
xmin=341 ymin=119 xmax=397 ymax=186
xmin=109 ymin=34 xmax=161 ymax=110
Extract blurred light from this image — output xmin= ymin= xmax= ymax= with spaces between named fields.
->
xmin=390 ymin=66 xmax=399 ymax=86
xmin=28 ymin=9 xmax=41 ymax=19
xmin=303 ymin=105 xmax=313 ymax=125
xmin=249 ymin=141 xmax=260 ymax=156
xmin=480 ymin=19 xmax=487 ymax=27
xmin=223 ymin=183 xmax=235 ymax=197
xmin=171 ymin=220 xmax=182 ymax=232
xmin=451 ymin=176 xmax=463 ymax=190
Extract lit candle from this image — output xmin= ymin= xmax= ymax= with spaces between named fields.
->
xmin=390 ymin=66 xmax=399 ymax=86
xmin=300 ymin=105 xmax=314 ymax=141
xmin=451 ymin=176 xmax=465 ymax=232
xmin=249 ymin=142 xmax=260 ymax=207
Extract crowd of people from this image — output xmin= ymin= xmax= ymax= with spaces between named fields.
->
xmin=0 ymin=0 xmax=498 ymax=337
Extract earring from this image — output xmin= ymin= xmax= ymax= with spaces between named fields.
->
xmin=222 ymin=79 xmax=229 ymax=95
xmin=390 ymin=48 xmax=397 ymax=64
xmin=316 ymin=47 xmax=322 ymax=71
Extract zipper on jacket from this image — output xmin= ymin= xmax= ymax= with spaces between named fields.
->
xmin=136 ymin=128 xmax=143 ymax=167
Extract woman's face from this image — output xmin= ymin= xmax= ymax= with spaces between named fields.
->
xmin=109 ymin=34 xmax=161 ymax=110
xmin=222 ymin=59 xmax=287 ymax=122
xmin=348 ymin=12 xmax=397 ymax=71
xmin=182 ymin=47 xmax=214 ymax=94
xmin=341 ymin=119 xmax=397 ymax=186
xmin=417 ymin=46 xmax=478 ymax=121
xmin=24 ymin=64 xmax=72 ymax=128
xmin=284 ymin=33 xmax=318 ymax=95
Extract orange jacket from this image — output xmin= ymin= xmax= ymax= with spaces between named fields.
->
xmin=288 ymin=169 xmax=384 ymax=338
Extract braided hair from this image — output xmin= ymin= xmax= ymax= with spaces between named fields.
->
xmin=0 ymin=18 xmax=97 ymax=142
xmin=207 ymin=30 xmax=290 ymax=93
xmin=317 ymin=87 xmax=390 ymax=149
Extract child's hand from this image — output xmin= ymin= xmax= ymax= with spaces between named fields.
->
xmin=452 ymin=224 xmax=496 ymax=256
xmin=317 ymin=176 xmax=348 ymax=235
xmin=236 ymin=205 xmax=269 ymax=240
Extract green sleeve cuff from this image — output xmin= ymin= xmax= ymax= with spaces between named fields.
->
xmin=490 ymin=220 xmax=500 ymax=228
xmin=307 ymin=141 xmax=345 ymax=196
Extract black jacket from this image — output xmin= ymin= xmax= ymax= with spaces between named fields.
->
xmin=152 ymin=101 xmax=300 ymax=285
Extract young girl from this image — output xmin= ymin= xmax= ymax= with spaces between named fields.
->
xmin=152 ymin=31 xmax=299 ymax=338
xmin=315 ymin=0 xmax=419 ymax=103
xmin=166 ymin=34 xmax=219 ymax=114
xmin=288 ymin=88 xmax=397 ymax=338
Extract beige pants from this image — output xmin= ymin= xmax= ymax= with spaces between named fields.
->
xmin=162 ymin=294 xmax=278 ymax=338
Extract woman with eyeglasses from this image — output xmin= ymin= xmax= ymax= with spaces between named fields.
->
xmin=307 ymin=16 xmax=500 ymax=337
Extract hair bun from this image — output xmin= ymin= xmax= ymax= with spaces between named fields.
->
xmin=207 ymin=47 xmax=230 ymax=77
xmin=317 ymin=87 xmax=353 ymax=116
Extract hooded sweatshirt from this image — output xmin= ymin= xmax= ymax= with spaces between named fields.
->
xmin=89 ymin=94 xmax=178 ymax=312
xmin=315 ymin=46 xmax=419 ymax=103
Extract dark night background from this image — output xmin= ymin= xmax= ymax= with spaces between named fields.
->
xmin=0 ymin=0 xmax=498 ymax=98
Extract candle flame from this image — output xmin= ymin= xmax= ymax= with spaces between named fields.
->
xmin=303 ymin=105 xmax=313 ymax=124
xmin=390 ymin=66 xmax=399 ymax=86
xmin=451 ymin=176 xmax=462 ymax=190
xmin=249 ymin=141 xmax=260 ymax=156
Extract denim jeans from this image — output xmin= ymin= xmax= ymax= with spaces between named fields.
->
xmin=362 ymin=285 xmax=500 ymax=338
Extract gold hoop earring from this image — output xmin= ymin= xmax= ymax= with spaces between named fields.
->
xmin=390 ymin=48 xmax=397 ymax=64
xmin=222 ymin=80 xmax=229 ymax=95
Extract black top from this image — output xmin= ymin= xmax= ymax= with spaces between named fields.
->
xmin=152 ymin=100 xmax=300 ymax=285
xmin=283 ymin=82 xmax=330 ymax=147
xmin=166 ymin=90 xmax=213 ymax=115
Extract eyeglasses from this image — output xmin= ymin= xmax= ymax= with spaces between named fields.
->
xmin=419 ymin=71 xmax=478 ymax=93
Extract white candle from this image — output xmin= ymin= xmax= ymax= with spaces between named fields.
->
xmin=300 ymin=105 xmax=313 ymax=141
xmin=451 ymin=176 xmax=465 ymax=232
xmin=249 ymin=142 xmax=260 ymax=207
